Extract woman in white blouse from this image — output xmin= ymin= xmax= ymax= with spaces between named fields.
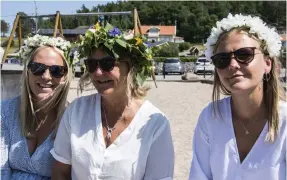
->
xmin=189 ymin=14 xmax=286 ymax=180
xmin=51 ymin=23 xmax=174 ymax=180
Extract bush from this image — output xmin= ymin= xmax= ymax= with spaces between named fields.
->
xmin=1 ymin=39 xmax=14 ymax=47
xmin=154 ymin=43 xmax=179 ymax=57
xmin=178 ymin=42 xmax=191 ymax=52
xmin=153 ymin=56 xmax=197 ymax=62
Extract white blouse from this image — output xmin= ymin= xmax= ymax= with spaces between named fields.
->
xmin=189 ymin=97 xmax=287 ymax=180
xmin=51 ymin=94 xmax=174 ymax=180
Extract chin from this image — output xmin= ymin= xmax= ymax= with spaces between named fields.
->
xmin=97 ymin=88 xmax=116 ymax=96
xmin=34 ymin=92 xmax=54 ymax=102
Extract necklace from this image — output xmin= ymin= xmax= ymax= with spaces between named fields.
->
xmin=233 ymin=111 xmax=256 ymax=135
xmin=102 ymin=105 xmax=116 ymax=140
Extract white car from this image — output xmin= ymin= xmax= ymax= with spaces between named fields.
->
xmin=194 ymin=57 xmax=214 ymax=74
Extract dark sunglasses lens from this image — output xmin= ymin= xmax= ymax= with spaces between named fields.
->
xmin=212 ymin=53 xmax=231 ymax=69
xmin=29 ymin=62 xmax=46 ymax=76
xmin=99 ymin=57 xmax=115 ymax=72
xmin=85 ymin=59 xmax=97 ymax=73
xmin=234 ymin=48 xmax=254 ymax=62
xmin=50 ymin=66 xmax=66 ymax=78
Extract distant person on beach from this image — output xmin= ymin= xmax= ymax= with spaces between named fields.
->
xmin=51 ymin=23 xmax=174 ymax=180
xmin=1 ymin=35 xmax=73 ymax=179
xmin=189 ymin=14 xmax=286 ymax=180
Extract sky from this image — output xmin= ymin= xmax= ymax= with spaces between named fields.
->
xmin=1 ymin=0 xmax=115 ymax=33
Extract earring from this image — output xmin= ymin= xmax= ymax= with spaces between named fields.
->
xmin=263 ymin=73 xmax=271 ymax=82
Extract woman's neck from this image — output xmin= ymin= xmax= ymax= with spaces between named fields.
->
xmin=231 ymin=84 xmax=266 ymax=122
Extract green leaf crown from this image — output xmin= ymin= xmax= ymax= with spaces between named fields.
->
xmin=77 ymin=23 xmax=154 ymax=86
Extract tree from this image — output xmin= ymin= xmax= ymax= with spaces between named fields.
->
xmin=1 ymin=20 xmax=9 ymax=36
xmin=15 ymin=12 xmax=35 ymax=38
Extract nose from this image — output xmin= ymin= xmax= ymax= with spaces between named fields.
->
xmin=41 ymin=69 xmax=53 ymax=80
xmin=92 ymin=65 xmax=104 ymax=76
xmin=228 ymin=54 xmax=240 ymax=70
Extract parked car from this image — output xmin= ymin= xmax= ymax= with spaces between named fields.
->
xmin=152 ymin=59 xmax=162 ymax=75
xmin=163 ymin=58 xmax=184 ymax=75
xmin=194 ymin=57 xmax=214 ymax=74
xmin=7 ymin=58 xmax=20 ymax=64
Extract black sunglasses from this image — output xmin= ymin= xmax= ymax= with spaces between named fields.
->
xmin=211 ymin=47 xmax=264 ymax=69
xmin=28 ymin=62 xmax=67 ymax=78
xmin=84 ymin=56 xmax=116 ymax=73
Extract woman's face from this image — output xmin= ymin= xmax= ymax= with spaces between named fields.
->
xmin=28 ymin=47 xmax=66 ymax=101
xmin=214 ymin=31 xmax=272 ymax=94
xmin=88 ymin=50 xmax=129 ymax=97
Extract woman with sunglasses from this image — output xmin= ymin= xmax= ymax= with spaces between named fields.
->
xmin=51 ymin=24 xmax=174 ymax=180
xmin=189 ymin=14 xmax=286 ymax=180
xmin=1 ymin=35 xmax=73 ymax=179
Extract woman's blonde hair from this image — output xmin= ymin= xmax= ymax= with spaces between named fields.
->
xmin=212 ymin=28 xmax=286 ymax=142
xmin=78 ymin=50 xmax=150 ymax=99
xmin=20 ymin=46 xmax=72 ymax=138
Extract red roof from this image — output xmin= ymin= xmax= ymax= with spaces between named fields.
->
xmin=281 ymin=34 xmax=286 ymax=41
xmin=140 ymin=25 xmax=176 ymax=35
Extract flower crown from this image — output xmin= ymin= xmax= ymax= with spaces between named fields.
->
xmin=77 ymin=23 xmax=154 ymax=86
xmin=19 ymin=34 xmax=76 ymax=70
xmin=205 ymin=13 xmax=282 ymax=61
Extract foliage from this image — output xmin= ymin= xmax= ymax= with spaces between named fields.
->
xmin=178 ymin=42 xmax=192 ymax=52
xmin=154 ymin=43 xmax=179 ymax=57
xmin=1 ymin=20 xmax=9 ymax=36
xmin=28 ymin=1 xmax=285 ymax=44
xmin=1 ymin=39 xmax=14 ymax=47
xmin=154 ymin=56 xmax=197 ymax=62
xmin=15 ymin=12 xmax=36 ymax=38
xmin=77 ymin=23 xmax=153 ymax=86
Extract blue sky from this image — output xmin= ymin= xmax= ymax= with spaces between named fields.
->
xmin=1 ymin=0 xmax=114 ymax=32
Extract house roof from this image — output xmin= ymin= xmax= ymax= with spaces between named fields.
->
xmin=281 ymin=34 xmax=286 ymax=41
xmin=140 ymin=25 xmax=176 ymax=35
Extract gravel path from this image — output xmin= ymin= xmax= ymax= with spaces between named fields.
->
xmin=68 ymin=80 xmax=214 ymax=180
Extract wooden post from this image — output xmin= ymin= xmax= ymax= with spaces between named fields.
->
xmin=59 ymin=16 xmax=64 ymax=37
xmin=133 ymin=8 xmax=139 ymax=36
xmin=137 ymin=14 xmax=142 ymax=35
xmin=2 ymin=14 xmax=21 ymax=64
xmin=18 ymin=18 xmax=22 ymax=50
xmin=53 ymin=11 xmax=60 ymax=37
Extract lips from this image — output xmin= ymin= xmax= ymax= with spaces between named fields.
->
xmin=37 ymin=83 xmax=53 ymax=89
xmin=228 ymin=74 xmax=243 ymax=79
xmin=97 ymin=80 xmax=113 ymax=84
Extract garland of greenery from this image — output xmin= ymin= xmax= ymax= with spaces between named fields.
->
xmin=77 ymin=23 xmax=154 ymax=86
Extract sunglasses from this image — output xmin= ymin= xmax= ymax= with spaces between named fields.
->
xmin=28 ymin=62 xmax=67 ymax=78
xmin=84 ymin=56 xmax=116 ymax=73
xmin=211 ymin=47 xmax=264 ymax=69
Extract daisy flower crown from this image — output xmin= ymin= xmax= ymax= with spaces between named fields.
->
xmin=19 ymin=34 xmax=75 ymax=69
xmin=77 ymin=22 xmax=154 ymax=86
xmin=205 ymin=13 xmax=282 ymax=61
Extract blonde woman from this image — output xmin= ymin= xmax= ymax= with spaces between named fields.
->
xmin=1 ymin=35 xmax=73 ymax=179
xmin=51 ymin=23 xmax=174 ymax=180
xmin=189 ymin=14 xmax=286 ymax=180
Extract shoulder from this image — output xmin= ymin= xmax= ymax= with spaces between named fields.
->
xmin=279 ymin=101 xmax=287 ymax=122
xmin=196 ymin=96 xmax=231 ymax=133
xmin=66 ymin=94 xmax=98 ymax=112
xmin=1 ymin=96 xmax=20 ymax=126
xmin=139 ymin=100 xmax=170 ymax=133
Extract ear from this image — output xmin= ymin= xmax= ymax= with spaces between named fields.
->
xmin=264 ymin=56 xmax=272 ymax=74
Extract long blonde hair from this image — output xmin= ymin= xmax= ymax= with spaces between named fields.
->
xmin=212 ymin=28 xmax=286 ymax=142
xmin=20 ymin=46 xmax=72 ymax=138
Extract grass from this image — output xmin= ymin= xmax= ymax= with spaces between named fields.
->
xmin=1 ymin=37 xmax=20 ymax=54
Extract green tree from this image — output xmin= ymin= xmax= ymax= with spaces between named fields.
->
xmin=15 ymin=12 xmax=35 ymax=38
xmin=1 ymin=20 xmax=9 ymax=36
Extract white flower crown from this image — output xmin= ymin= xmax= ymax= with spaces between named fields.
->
xmin=19 ymin=34 xmax=71 ymax=64
xmin=205 ymin=13 xmax=282 ymax=61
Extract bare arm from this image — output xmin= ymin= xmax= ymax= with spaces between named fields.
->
xmin=52 ymin=160 xmax=72 ymax=180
